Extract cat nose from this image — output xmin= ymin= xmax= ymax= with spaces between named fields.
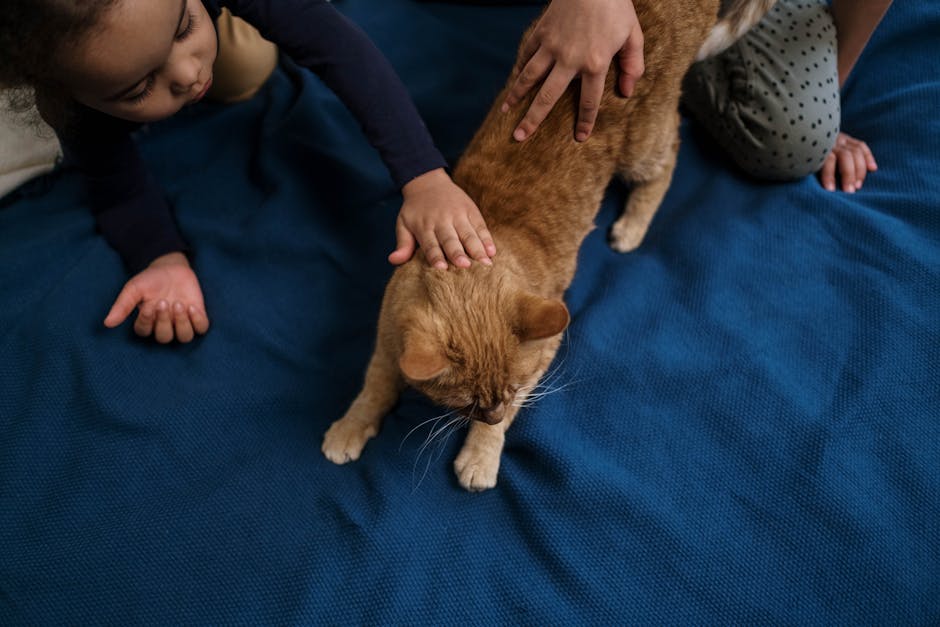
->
xmin=477 ymin=404 xmax=505 ymax=425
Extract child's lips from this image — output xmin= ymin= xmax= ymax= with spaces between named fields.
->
xmin=191 ymin=77 xmax=213 ymax=103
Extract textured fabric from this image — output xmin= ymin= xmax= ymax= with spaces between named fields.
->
xmin=684 ymin=0 xmax=841 ymax=180
xmin=1 ymin=1 xmax=938 ymax=624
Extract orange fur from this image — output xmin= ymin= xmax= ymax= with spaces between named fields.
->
xmin=323 ymin=0 xmax=771 ymax=491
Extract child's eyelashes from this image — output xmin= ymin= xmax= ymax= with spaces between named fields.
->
xmin=123 ymin=10 xmax=196 ymax=105
xmin=126 ymin=75 xmax=156 ymax=105
xmin=115 ymin=8 xmax=201 ymax=107
xmin=176 ymin=11 xmax=197 ymax=41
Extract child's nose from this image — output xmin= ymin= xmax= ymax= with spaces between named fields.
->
xmin=169 ymin=60 xmax=202 ymax=95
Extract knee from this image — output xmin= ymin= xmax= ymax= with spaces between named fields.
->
xmin=731 ymin=111 xmax=840 ymax=181
xmin=691 ymin=0 xmax=841 ymax=181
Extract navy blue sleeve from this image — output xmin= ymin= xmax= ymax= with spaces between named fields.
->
xmin=216 ymin=0 xmax=447 ymax=188
xmin=58 ymin=110 xmax=188 ymax=274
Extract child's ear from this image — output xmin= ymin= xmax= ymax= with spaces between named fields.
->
xmin=399 ymin=333 xmax=449 ymax=381
xmin=515 ymin=293 xmax=570 ymax=341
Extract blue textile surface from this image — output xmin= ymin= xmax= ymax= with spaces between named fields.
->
xmin=1 ymin=1 xmax=938 ymax=623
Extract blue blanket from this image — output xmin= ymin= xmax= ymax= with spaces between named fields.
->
xmin=2 ymin=1 xmax=938 ymax=623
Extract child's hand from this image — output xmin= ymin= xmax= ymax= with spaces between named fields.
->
xmin=103 ymin=252 xmax=210 ymax=344
xmin=501 ymin=0 xmax=645 ymax=142
xmin=390 ymin=168 xmax=496 ymax=270
xmin=819 ymin=132 xmax=878 ymax=193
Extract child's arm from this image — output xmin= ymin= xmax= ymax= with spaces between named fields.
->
xmin=58 ymin=109 xmax=209 ymax=342
xmin=59 ymin=111 xmax=187 ymax=272
xmin=222 ymin=0 xmax=495 ymax=266
xmin=831 ymin=0 xmax=894 ymax=88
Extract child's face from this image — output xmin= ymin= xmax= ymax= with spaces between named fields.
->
xmin=61 ymin=0 xmax=218 ymax=123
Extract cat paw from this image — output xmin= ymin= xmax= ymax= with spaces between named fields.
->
xmin=322 ymin=418 xmax=377 ymax=464
xmin=608 ymin=219 xmax=646 ymax=253
xmin=454 ymin=446 xmax=500 ymax=492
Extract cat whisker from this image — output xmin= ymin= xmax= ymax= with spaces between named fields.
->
xmin=410 ymin=403 xmax=473 ymax=492
xmin=514 ymin=356 xmax=571 ymax=399
xmin=533 ymin=355 xmax=580 ymax=391
xmin=425 ymin=412 xmax=466 ymax=457
xmin=400 ymin=408 xmax=460 ymax=452
xmin=525 ymin=384 xmax=570 ymax=400
xmin=512 ymin=375 xmax=583 ymax=409
xmin=411 ymin=418 xmax=451 ymax=490
xmin=415 ymin=412 xmax=458 ymax=458
xmin=429 ymin=414 xmax=470 ymax=464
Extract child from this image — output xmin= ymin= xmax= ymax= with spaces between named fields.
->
xmin=0 ymin=0 xmax=497 ymax=344
xmin=500 ymin=0 xmax=891 ymax=193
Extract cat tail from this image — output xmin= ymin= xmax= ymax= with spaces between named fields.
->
xmin=695 ymin=0 xmax=777 ymax=61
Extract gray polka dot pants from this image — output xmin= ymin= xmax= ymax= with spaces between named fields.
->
xmin=683 ymin=0 xmax=841 ymax=180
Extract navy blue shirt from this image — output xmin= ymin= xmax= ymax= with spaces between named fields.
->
xmin=61 ymin=0 xmax=446 ymax=273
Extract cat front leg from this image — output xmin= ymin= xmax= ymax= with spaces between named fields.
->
xmin=454 ymin=337 xmax=566 ymax=491
xmin=454 ymin=358 xmax=552 ymax=491
xmin=454 ymin=418 xmax=512 ymax=492
xmin=322 ymin=349 xmax=402 ymax=464
xmin=454 ymin=370 xmax=544 ymax=492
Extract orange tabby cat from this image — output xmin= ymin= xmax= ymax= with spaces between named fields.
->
xmin=322 ymin=0 xmax=775 ymax=491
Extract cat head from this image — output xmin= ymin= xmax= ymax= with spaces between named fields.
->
xmin=395 ymin=264 xmax=569 ymax=424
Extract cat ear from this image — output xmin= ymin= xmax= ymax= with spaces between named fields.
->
xmin=515 ymin=294 xmax=570 ymax=341
xmin=399 ymin=335 xmax=449 ymax=381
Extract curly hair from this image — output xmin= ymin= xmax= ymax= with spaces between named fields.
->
xmin=0 ymin=0 xmax=117 ymax=128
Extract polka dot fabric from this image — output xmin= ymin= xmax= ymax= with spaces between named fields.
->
xmin=684 ymin=0 xmax=841 ymax=180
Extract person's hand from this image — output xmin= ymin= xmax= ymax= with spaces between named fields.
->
xmin=819 ymin=132 xmax=878 ymax=193
xmin=104 ymin=252 xmax=210 ymax=344
xmin=501 ymin=0 xmax=644 ymax=143
xmin=389 ymin=168 xmax=496 ymax=270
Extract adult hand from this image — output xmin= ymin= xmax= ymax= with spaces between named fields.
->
xmin=390 ymin=168 xmax=496 ymax=270
xmin=104 ymin=252 xmax=210 ymax=343
xmin=819 ymin=132 xmax=877 ymax=193
xmin=501 ymin=0 xmax=645 ymax=143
